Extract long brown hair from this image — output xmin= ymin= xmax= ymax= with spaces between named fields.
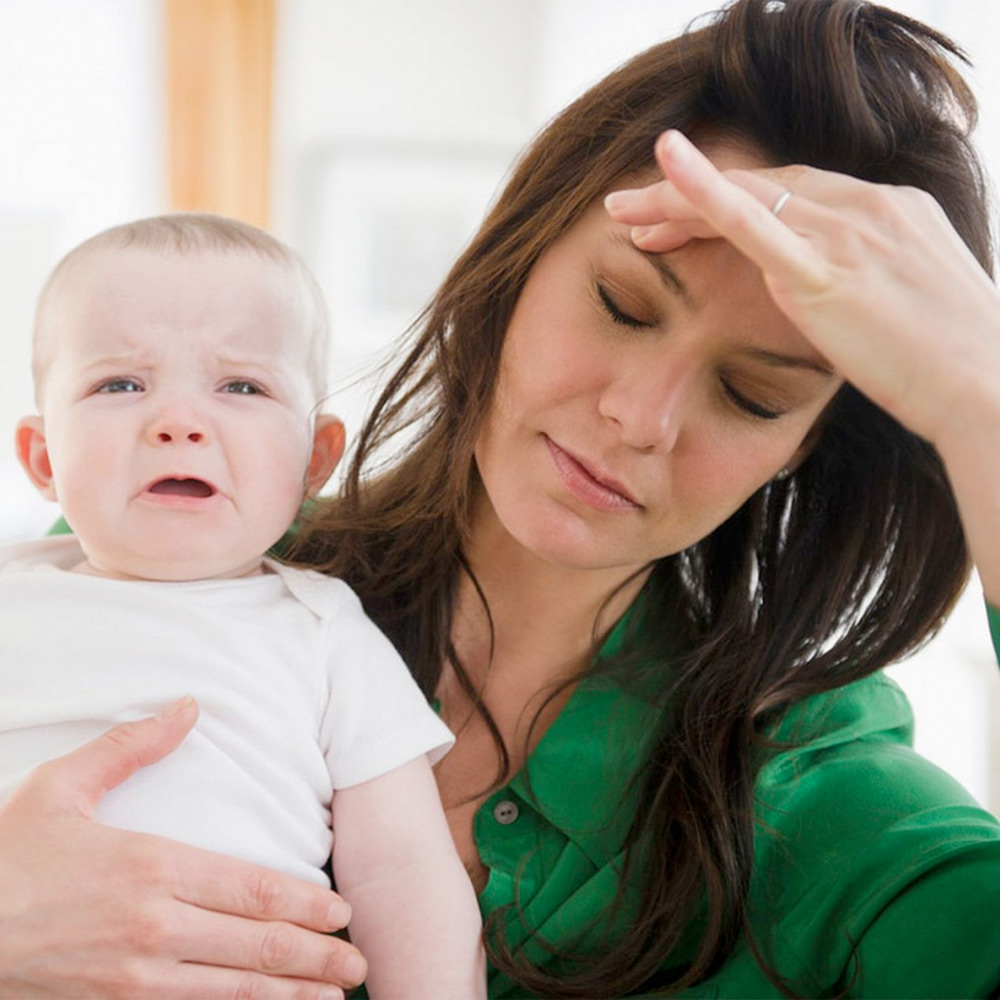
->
xmin=289 ymin=1 xmax=993 ymax=994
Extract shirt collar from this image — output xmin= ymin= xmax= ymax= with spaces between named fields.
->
xmin=506 ymin=607 xmax=663 ymax=865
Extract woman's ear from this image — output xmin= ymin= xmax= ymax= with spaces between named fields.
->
xmin=781 ymin=418 xmax=828 ymax=479
xmin=304 ymin=415 xmax=346 ymax=499
xmin=15 ymin=415 xmax=58 ymax=501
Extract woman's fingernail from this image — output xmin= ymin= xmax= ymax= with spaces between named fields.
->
xmin=156 ymin=695 xmax=194 ymax=720
xmin=658 ymin=129 xmax=687 ymax=158
xmin=604 ymin=191 xmax=628 ymax=212
xmin=326 ymin=899 xmax=352 ymax=928
xmin=631 ymin=225 xmax=655 ymax=246
xmin=343 ymin=951 xmax=368 ymax=985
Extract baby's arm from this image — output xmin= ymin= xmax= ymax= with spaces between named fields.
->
xmin=331 ymin=754 xmax=486 ymax=1000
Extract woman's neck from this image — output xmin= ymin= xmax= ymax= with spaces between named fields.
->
xmin=452 ymin=493 xmax=650 ymax=695
xmin=433 ymin=492 xmax=650 ymax=848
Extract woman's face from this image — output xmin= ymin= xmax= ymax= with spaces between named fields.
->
xmin=474 ymin=148 xmax=843 ymax=575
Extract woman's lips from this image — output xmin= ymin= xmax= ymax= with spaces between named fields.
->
xmin=544 ymin=436 xmax=642 ymax=512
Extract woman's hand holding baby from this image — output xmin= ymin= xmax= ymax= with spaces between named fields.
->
xmin=0 ymin=698 xmax=366 ymax=999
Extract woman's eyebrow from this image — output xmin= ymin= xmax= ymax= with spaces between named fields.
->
xmin=736 ymin=346 xmax=836 ymax=377
xmin=608 ymin=231 xmax=833 ymax=375
xmin=611 ymin=231 xmax=693 ymax=305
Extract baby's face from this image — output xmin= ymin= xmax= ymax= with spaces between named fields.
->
xmin=22 ymin=246 xmax=338 ymax=580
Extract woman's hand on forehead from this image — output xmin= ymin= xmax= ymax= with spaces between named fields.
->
xmin=604 ymin=129 xmax=1000 ymax=449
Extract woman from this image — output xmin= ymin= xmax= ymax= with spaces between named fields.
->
xmin=4 ymin=0 xmax=1000 ymax=996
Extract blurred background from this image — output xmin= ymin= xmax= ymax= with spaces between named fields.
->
xmin=0 ymin=0 xmax=996 ymax=810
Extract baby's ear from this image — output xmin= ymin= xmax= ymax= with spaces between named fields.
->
xmin=304 ymin=415 xmax=346 ymax=499
xmin=15 ymin=415 xmax=58 ymax=501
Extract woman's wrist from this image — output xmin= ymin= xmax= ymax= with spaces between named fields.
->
xmin=931 ymin=367 xmax=1000 ymax=606
xmin=925 ymin=324 xmax=1000 ymax=453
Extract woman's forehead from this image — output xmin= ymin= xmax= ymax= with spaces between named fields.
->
xmin=556 ymin=193 xmax=830 ymax=370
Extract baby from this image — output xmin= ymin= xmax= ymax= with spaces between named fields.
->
xmin=0 ymin=213 xmax=484 ymax=998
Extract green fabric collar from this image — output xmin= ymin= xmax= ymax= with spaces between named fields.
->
xmin=502 ymin=607 xmax=662 ymax=864
xmin=506 ymin=675 xmax=660 ymax=864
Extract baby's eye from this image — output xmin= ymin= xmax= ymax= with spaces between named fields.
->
xmin=221 ymin=380 xmax=264 ymax=396
xmin=97 ymin=377 xmax=143 ymax=394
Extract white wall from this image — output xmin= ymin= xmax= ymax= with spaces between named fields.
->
xmin=0 ymin=0 xmax=164 ymax=540
xmin=271 ymin=0 xmax=545 ymax=442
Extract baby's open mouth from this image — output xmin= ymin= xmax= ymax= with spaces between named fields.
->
xmin=148 ymin=478 xmax=215 ymax=498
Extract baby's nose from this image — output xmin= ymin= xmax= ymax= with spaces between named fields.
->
xmin=155 ymin=428 xmax=204 ymax=443
xmin=147 ymin=404 xmax=209 ymax=445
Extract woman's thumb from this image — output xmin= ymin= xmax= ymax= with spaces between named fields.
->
xmin=14 ymin=697 xmax=199 ymax=818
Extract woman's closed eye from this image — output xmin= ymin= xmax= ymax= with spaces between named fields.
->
xmin=719 ymin=362 xmax=811 ymax=421
xmin=720 ymin=378 xmax=786 ymax=420
xmin=596 ymin=283 xmax=655 ymax=330
xmin=595 ymin=274 xmax=807 ymax=421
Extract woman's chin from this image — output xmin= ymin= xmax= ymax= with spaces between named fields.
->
xmin=506 ymin=514 xmax=645 ymax=575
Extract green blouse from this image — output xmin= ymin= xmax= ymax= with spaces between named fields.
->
xmin=479 ymin=603 xmax=1000 ymax=998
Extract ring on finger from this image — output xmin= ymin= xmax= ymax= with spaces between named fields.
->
xmin=770 ymin=189 xmax=793 ymax=218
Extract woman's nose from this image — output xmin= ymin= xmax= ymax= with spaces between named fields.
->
xmin=597 ymin=359 xmax=695 ymax=452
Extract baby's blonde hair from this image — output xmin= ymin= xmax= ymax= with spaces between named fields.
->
xmin=32 ymin=212 xmax=330 ymax=404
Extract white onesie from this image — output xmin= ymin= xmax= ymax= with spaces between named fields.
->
xmin=0 ymin=536 xmax=453 ymax=887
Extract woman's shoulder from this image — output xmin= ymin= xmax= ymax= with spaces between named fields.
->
xmin=765 ymin=670 xmax=915 ymax=767
xmin=747 ymin=670 xmax=1000 ymax=995
xmin=758 ymin=669 xmax=996 ymax=851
